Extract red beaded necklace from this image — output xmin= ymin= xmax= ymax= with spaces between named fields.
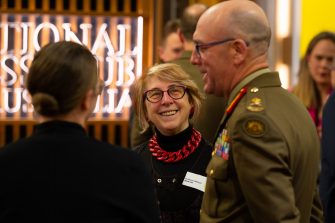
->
xmin=149 ymin=128 xmax=202 ymax=163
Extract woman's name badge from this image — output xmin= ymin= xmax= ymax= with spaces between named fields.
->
xmin=182 ymin=171 xmax=207 ymax=192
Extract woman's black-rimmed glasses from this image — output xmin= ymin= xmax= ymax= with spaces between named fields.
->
xmin=144 ymin=85 xmax=187 ymax=103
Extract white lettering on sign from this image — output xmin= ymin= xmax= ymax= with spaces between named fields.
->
xmin=0 ymin=14 xmax=143 ymax=117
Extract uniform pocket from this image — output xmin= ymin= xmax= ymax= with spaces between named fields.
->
xmin=202 ymin=155 xmax=230 ymax=218
xmin=206 ymin=155 xmax=229 ymax=181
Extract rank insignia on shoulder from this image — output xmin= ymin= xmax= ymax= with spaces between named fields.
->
xmin=250 ymin=87 xmax=259 ymax=93
xmin=213 ymin=129 xmax=230 ymax=160
xmin=247 ymin=97 xmax=264 ymax=112
xmin=243 ymin=119 xmax=266 ymax=137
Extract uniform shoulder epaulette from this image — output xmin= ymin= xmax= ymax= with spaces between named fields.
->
xmin=245 ymin=87 xmax=266 ymax=112
xmin=242 ymin=87 xmax=268 ymax=137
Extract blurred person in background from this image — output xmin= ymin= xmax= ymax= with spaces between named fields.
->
xmin=175 ymin=3 xmax=226 ymax=143
xmin=132 ymin=63 xmax=212 ymax=223
xmin=158 ymin=19 xmax=184 ymax=63
xmin=292 ymin=31 xmax=335 ymax=137
xmin=0 ymin=41 xmax=160 ymax=223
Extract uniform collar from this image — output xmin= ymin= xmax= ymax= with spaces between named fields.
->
xmin=227 ymin=68 xmax=271 ymax=106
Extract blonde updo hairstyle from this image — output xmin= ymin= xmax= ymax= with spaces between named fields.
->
xmin=132 ymin=63 xmax=204 ymax=132
xmin=26 ymin=41 xmax=98 ymax=117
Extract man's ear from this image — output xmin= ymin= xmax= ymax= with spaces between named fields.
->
xmin=158 ymin=46 xmax=166 ymax=62
xmin=178 ymin=29 xmax=185 ymax=44
xmin=232 ymin=40 xmax=248 ymax=64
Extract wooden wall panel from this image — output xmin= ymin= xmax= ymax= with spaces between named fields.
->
xmin=0 ymin=0 xmax=157 ymax=148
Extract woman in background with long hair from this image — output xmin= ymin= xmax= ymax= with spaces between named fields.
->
xmin=292 ymin=31 xmax=335 ymax=136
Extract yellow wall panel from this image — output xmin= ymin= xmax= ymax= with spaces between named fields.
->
xmin=301 ymin=0 xmax=335 ymax=56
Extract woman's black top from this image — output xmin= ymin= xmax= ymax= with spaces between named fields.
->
xmin=135 ymin=125 xmax=212 ymax=223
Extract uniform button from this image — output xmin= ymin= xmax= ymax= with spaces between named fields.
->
xmin=250 ymin=87 xmax=259 ymax=93
xmin=157 ymin=178 xmax=162 ymax=183
xmin=172 ymin=178 xmax=176 ymax=183
xmin=210 ymin=169 xmax=214 ymax=176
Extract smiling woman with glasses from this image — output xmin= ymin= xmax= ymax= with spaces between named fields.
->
xmin=131 ymin=63 xmax=212 ymax=223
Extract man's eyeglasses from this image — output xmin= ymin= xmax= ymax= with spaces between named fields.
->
xmin=144 ymin=85 xmax=187 ymax=103
xmin=194 ymin=38 xmax=249 ymax=56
